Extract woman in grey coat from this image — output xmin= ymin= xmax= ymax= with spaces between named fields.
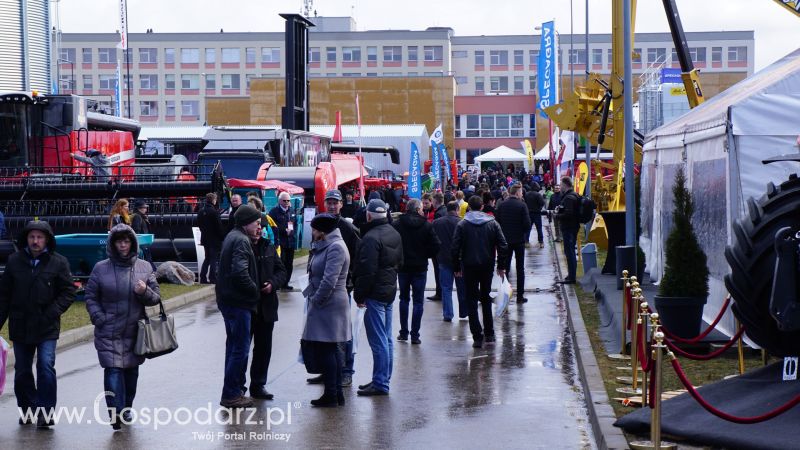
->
xmin=302 ymin=214 xmax=351 ymax=407
xmin=85 ymin=224 xmax=161 ymax=429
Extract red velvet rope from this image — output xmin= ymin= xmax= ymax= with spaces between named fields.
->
xmin=637 ymin=321 xmax=652 ymax=372
xmin=664 ymin=327 xmax=745 ymax=361
xmin=660 ymin=295 xmax=732 ymax=344
xmin=625 ymin=286 xmax=633 ymax=331
xmin=670 ymin=358 xmax=800 ymax=424
xmin=647 ymin=365 xmax=656 ymax=409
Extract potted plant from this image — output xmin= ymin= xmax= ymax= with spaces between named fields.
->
xmin=654 ymin=167 xmax=709 ymax=339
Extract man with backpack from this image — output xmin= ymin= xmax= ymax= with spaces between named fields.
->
xmin=555 ymin=177 xmax=581 ymax=284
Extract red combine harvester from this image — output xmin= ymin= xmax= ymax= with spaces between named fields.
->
xmin=0 ymin=92 xmax=224 ymax=273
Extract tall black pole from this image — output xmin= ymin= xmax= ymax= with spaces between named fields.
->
xmin=584 ymin=0 xmax=591 ymax=200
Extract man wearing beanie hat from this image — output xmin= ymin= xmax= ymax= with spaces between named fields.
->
xmin=215 ymin=204 xmax=263 ymax=409
xmin=0 ymin=220 xmax=76 ymax=427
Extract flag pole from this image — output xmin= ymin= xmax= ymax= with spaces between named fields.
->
xmin=356 ymin=93 xmax=366 ymax=206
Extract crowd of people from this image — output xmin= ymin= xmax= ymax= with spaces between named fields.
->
xmin=0 ymin=166 xmax=584 ymax=427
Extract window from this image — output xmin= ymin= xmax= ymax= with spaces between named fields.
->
xmin=529 ymin=49 xmax=539 ymax=65
xmin=221 ymin=48 xmax=240 ymax=63
xmin=59 ymin=75 xmax=74 ymax=92
xmin=82 ymin=75 xmax=93 ymax=90
xmin=139 ymin=48 xmax=157 ymax=63
xmin=489 ymin=50 xmax=508 ymax=65
xmin=481 ymin=116 xmax=494 ymax=137
xmin=452 ymin=50 xmax=468 ymax=59
xmin=140 ymin=74 xmax=158 ymax=90
xmin=98 ymin=48 xmax=117 ymax=63
xmin=246 ymin=48 xmax=256 ymax=64
xmin=205 ymin=74 xmax=215 ymax=89
xmin=205 ymin=48 xmax=216 ymax=64
xmin=514 ymin=76 xmax=524 ymax=92
xmin=326 ymin=47 xmax=337 ymax=62
xmin=475 ymin=50 xmax=485 ymax=65
xmin=455 ymin=76 xmax=467 ymax=85
xmin=406 ymin=72 xmax=418 ymax=77
xmin=164 ymin=74 xmax=175 ymax=89
xmin=647 ymin=48 xmax=666 ymax=64
xmin=180 ymin=48 xmax=199 ymax=64
xmin=712 ymin=47 xmax=722 ymax=64
xmin=529 ymin=75 xmax=536 ymax=90
xmin=592 ymin=48 xmax=603 ymax=65
xmin=463 ymin=114 xmax=524 ymax=138
xmin=408 ymin=46 xmax=418 ymax=61
xmin=633 ymin=47 xmax=642 ymax=63
xmin=475 ymin=76 xmax=485 ymax=91
xmin=455 ymin=115 xmax=461 ymax=138
xmin=139 ymin=101 xmax=158 ymax=117
xmin=258 ymin=47 xmax=279 ymax=63
xmin=342 ymin=47 xmax=361 ymax=62
xmin=99 ymin=75 xmax=115 ymax=90
xmin=728 ymin=46 xmax=747 ymax=62
xmin=671 ymin=48 xmax=679 ymax=65
xmin=82 ymin=48 xmax=92 ymax=64
xmin=342 ymin=73 xmax=361 ymax=77
xmin=383 ymin=46 xmax=402 ymax=62
xmin=123 ymin=74 xmax=132 ymax=90
xmin=489 ymin=76 xmax=508 ymax=93
xmin=690 ymin=47 xmax=707 ymax=63
xmin=165 ymin=100 xmax=175 ymax=117
xmin=309 ymin=47 xmax=320 ymax=62
xmin=59 ymin=48 xmax=76 ymax=63
xmin=164 ymin=48 xmax=175 ymax=64
xmin=466 ymin=115 xmax=480 ymax=137
xmin=367 ymin=46 xmax=377 ymax=62
xmin=424 ymin=45 xmax=443 ymax=61
xmin=385 ymin=72 xmax=403 ymax=77
xmin=607 ymin=49 xmax=613 ymax=65
xmin=569 ymin=49 xmax=586 ymax=65
xmin=181 ymin=100 xmax=199 ymax=116
xmin=529 ymin=114 xmax=537 ymax=137
xmin=222 ymin=74 xmax=240 ymax=89
xmin=366 ymin=73 xmax=378 ymax=77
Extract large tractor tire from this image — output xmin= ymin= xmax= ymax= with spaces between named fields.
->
xmin=725 ymin=173 xmax=800 ymax=356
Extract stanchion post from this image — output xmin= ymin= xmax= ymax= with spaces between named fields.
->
xmin=621 ymin=270 xmax=630 ymax=355
xmin=630 ymin=279 xmax=640 ymax=335
xmin=641 ymin=301 xmax=652 ymax=407
xmin=736 ymin=317 xmax=745 ymax=375
xmin=630 ymin=288 xmax=642 ymax=392
xmin=652 ymin=331 xmax=664 ymax=447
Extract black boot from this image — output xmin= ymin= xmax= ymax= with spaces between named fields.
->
xmin=337 ymin=391 xmax=345 ymax=406
xmin=310 ymin=392 xmax=338 ymax=407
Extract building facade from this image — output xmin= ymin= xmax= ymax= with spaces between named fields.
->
xmin=56 ymin=17 xmax=753 ymax=165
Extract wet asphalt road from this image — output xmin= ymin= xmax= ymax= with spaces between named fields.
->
xmin=0 ymin=235 xmax=595 ymax=449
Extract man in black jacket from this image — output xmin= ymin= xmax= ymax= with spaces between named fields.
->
xmin=427 ymin=192 xmax=447 ymax=301
xmin=432 ymin=201 xmax=466 ymax=321
xmin=354 ymin=199 xmax=403 ymax=396
xmin=0 ymin=220 xmax=76 ymax=427
xmin=216 ymin=205 xmax=263 ymax=409
xmin=524 ymin=182 xmax=546 ymax=248
xmin=393 ymin=198 xmax=441 ymax=345
xmin=197 ymin=193 xmax=225 ymax=284
xmin=307 ymin=189 xmax=362 ymax=387
xmin=495 ymin=184 xmax=532 ymax=303
xmin=555 ymin=177 xmax=580 ymax=284
xmin=249 ymin=223 xmax=287 ymax=401
xmin=548 ymin=184 xmax=564 ymax=242
xmin=452 ymin=196 xmax=508 ymax=349
xmin=268 ymin=192 xmax=297 ymax=291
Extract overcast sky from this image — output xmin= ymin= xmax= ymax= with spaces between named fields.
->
xmin=53 ymin=0 xmax=798 ymax=71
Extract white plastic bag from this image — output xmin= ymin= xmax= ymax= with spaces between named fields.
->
xmin=351 ymin=307 xmax=366 ymax=355
xmin=0 ymin=337 xmax=9 ymax=395
xmin=494 ymin=275 xmax=512 ymax=318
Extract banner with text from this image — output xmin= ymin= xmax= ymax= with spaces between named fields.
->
xmin=409 ymin=142 xmax=422 ymax=199
xmin=537 ymin=20 xmax=557 ymax=119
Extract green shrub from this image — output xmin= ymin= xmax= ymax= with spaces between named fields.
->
xmin=658 ymin=167 xmax=709 ymax=298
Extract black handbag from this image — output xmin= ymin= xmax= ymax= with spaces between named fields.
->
xmin=300 ymin=339 xmax=322 ymax=374
xmin=134 ymin=301 xmax=179 ymax=359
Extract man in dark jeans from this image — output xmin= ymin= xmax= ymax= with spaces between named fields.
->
xmin=197 ymin=192 xmax=225 ymax=284
xmin=524 ymin=182 xmax=546 ymax=248
xmin=269 ymin=192 xmax=297 ymax=291
xmin=0 ymin=220 xmax=76 ymax=427
xmin=393 ymin=198 xmax=440 ymax=345
xmin=451 ymin=196 xmax=508 ymax=349
xmin=495 ymin=183 xmax=531 ymax=303
xmin=555 ymin=177 xmax=580 ymax=284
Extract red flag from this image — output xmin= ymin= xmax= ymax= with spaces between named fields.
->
xmin=332 ymin=111 xmax=343 ymax=143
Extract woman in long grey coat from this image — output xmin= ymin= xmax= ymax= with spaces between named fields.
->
xmin=302 ymin=214 xmax=351 ymax=407
xmin=85 ymin=224 xmax=161 ymax=429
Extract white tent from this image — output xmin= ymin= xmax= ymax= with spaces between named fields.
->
xmin=640 ymin=48 xmax=800 ymax=339
xmin=474 ymin=145 xmax=528 ymax=162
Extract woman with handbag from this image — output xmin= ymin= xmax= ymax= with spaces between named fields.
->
xmin=85 ymin=224 xmax=161 ymax=430
xmin=302 ymin=214 xmax=351 ymax=407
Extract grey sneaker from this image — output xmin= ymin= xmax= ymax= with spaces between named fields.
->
xmin=220 ymin=395 xmax=254 ymax=409
xmin=341 ymin=374 xmax=353 ymax=387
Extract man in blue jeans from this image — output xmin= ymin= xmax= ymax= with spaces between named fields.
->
xmin=354 ymin=199 xmax=403 ymax=396
xmin=392 ymin=198 xmax=440 ymax=345
xmin=216 ymin=205 xmax=264 ymax=408
xmin=432 ymin=201 xmax=467 ymax=321
xmin=0 ymin=220 xmax=76 ymax=427
xmin=555 ymin=177 xmax=580 ymax=284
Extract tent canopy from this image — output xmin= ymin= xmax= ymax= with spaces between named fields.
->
xmin=474 ymin=145 xmax=527 ymax=162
